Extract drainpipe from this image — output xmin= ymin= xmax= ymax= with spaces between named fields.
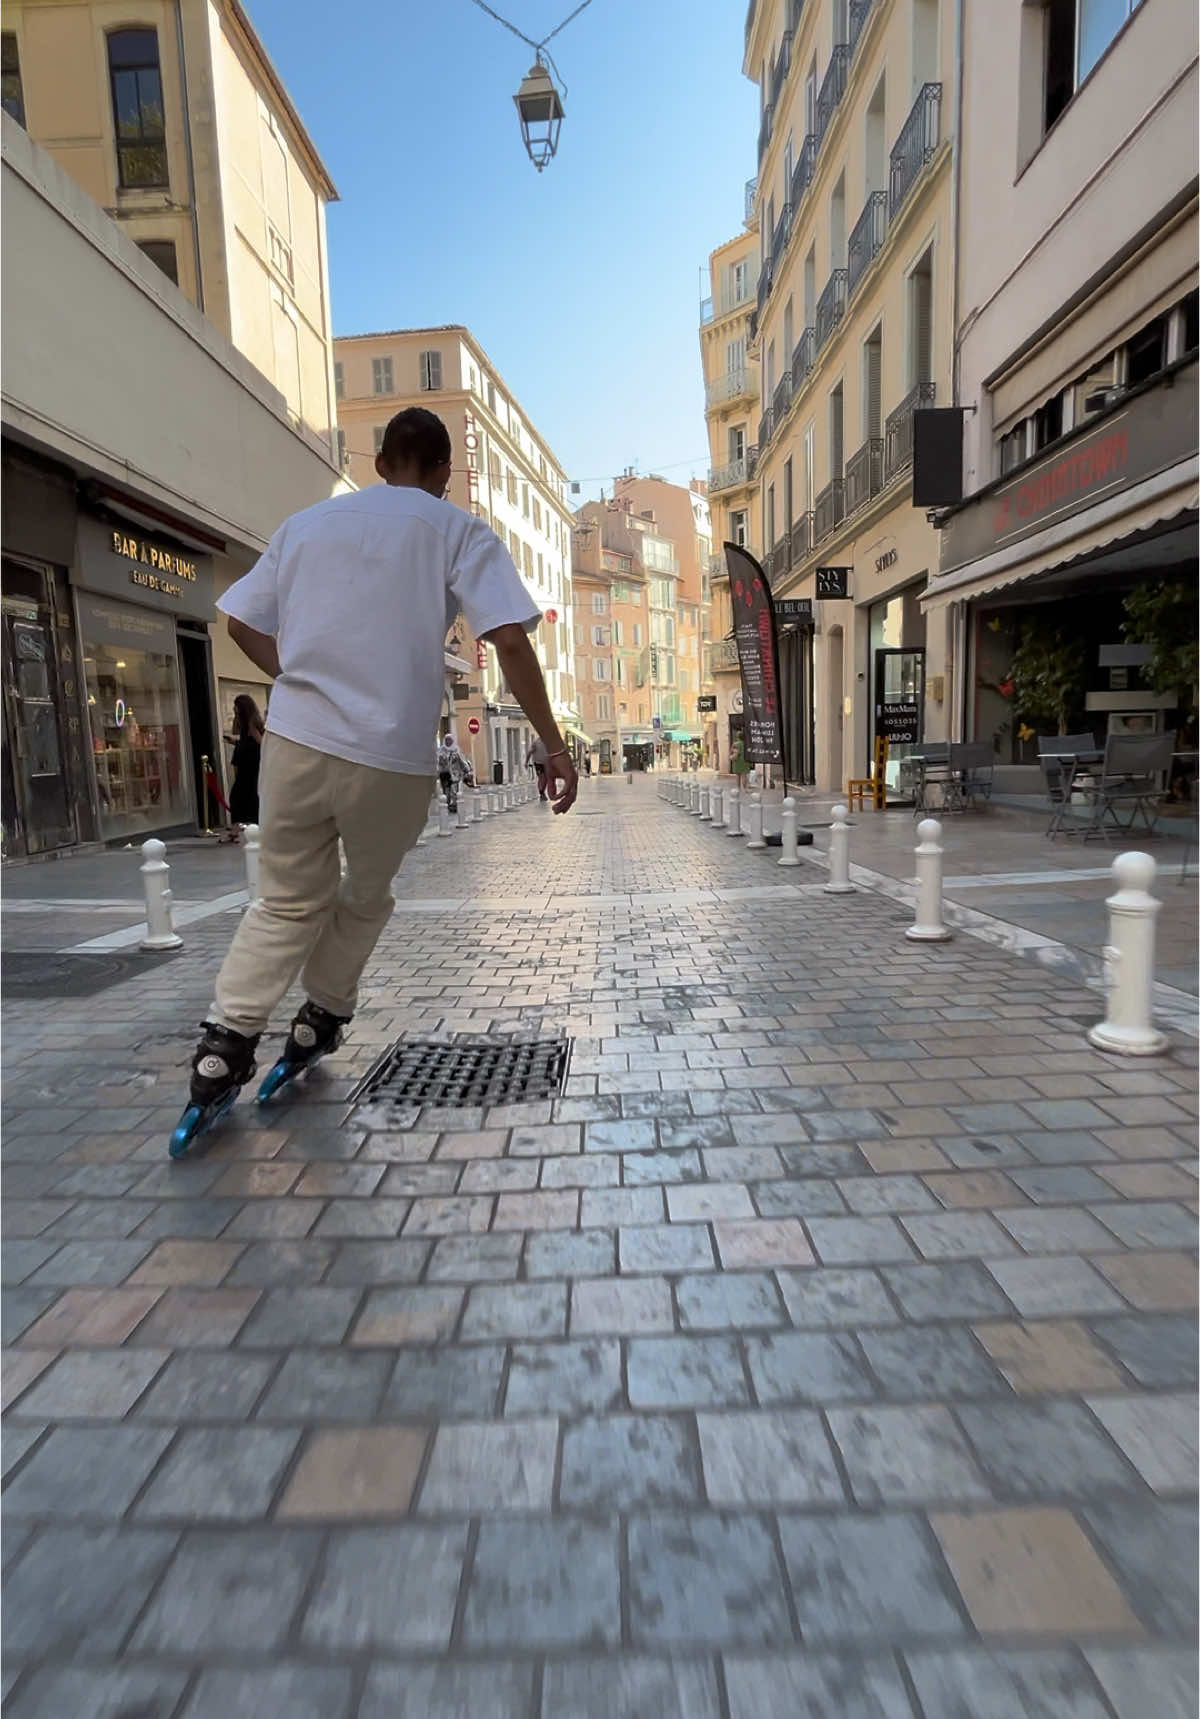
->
xmin=175 ymin=0 xmax=204 ymax=313
xmin=950 ymin=0 xmax=964 ymax=410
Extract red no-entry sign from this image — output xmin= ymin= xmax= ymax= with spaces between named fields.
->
xmin=467 ymin=717 xmax=481 ymax=734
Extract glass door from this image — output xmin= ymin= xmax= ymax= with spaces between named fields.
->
xmin=1 ymin=566 xmax=77 ymax=857
xmin=874 ymin=647 xmax=925 ymax=793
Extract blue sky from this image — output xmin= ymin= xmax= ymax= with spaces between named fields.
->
xmin=247 ymin=0 xmax=759 ymax=501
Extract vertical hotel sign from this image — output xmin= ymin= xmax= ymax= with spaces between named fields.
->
xmin=725 ymin=543 xmax=784 ymax=767
xmin=464 ymin=412 xmax=481 ymax=515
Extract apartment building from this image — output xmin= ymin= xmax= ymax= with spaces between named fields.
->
xmin=701 ymin=219 xmax=761 ymax=771
xmin=570 ymin=508 xmax=651 ymax=772
xmin=334 ymin=326 xmax=579 ymax=780
xmin=922 ymin=0 xmax=1197 ymax=787
xmin=743 ymin=0 xmax=955 ymax=794
xmin=2 ymin=0 xmax=340 ymax=449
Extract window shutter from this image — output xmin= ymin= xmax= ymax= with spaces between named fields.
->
xmin=914 ymin=271 xmax=933 ymax=385
xmin=866 ymin=337 xmax=882 ymax=438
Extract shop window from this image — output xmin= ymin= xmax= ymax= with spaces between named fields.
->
xmin=1126 ymin=311 xmax=1168 ymax=387
xmin=1033 ymin=392 xmax=1064 ymax=452
xmin=135 ymin=239 xmax=178 ymax=285
xmin=2 ymin=32 xmax=25 ymax=127
xmin=108 ymin=29 xmax=168 ymax=189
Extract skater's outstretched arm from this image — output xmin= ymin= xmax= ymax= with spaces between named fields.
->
xmin=227 ymin=617 xmax=281 ymax=681
xmin=486 ymin=624 xmax=578 ymax=815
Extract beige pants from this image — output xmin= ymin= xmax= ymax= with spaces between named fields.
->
xmin=211 ymin=734 xmax=431 ymax=1036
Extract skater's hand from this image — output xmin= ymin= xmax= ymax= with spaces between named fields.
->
xmin=545 ymin=750 xmax=578 ymax=814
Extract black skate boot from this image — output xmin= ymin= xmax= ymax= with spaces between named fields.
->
xmin=256 ymin=1000 xmax=350 ymax=1104
xmin=169 ymin=1022 xmax=260 ymax=1158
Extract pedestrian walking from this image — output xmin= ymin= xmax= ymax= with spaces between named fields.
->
xmin=437 ymin=731 xmax=472 ymax=812
xmin=526 ymin=734 xmax=550 ymax=800
xmin=222 ymin=693 xmax=264 ymax=840
xmin=169 ymin=405 xmax=578 ymax=1154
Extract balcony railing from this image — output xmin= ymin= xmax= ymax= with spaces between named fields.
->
xmin=815 ymin=45 xmax=850 ymax=150
xmin=709 ymin=637 xmax=740 ymax=672
xmin=848 ymin=0 xmax=874 ymax=53
xmin=749 ymin=306 xmax=759 ymax=343
xmin=757 ymin=101 xmax=774 ymax=165
xmin=709 ymin=447 xmax=758 ymax=492
xmin=706 ymin=368 xmax=751 ymax=407
xmin=790 ymin=510 xmax=813 ymax=565
xmin=772 ymin=371 xmax=792 ymax=424
xmin=844 ymin=437 xmax=884 ymax=514
xmin=884 ymin=380 xmax=936 ymax=480
xmin=757 ymin=406 xmax=774 ymax=449
xmin=770 ymin=29 xmax=792 ymax=108
xmin=744 ymin=176 xmax=757 ymax=224
xmin=792 ymin=326 xmax=816 ymax=390
xmin=771 ymin=200 xmax=793 ymax=266
xmin=815 ymin=269 xmax=848 ymax=353
xmin=814 ymin=477 xmax=845 ymax=543
xmin=791 ymin=133 xmax=818 ymax=209
xmin=756 ymin=256 xmax=774 ymax=313
xmin=769 ymin=535 xmax=792 ymax=584
xmin=847 ymin=190 xmax=888 ymax=297
xmin=889 ymin=83 xmax=942 ymax=220
xmin=700 ymin=297 xmax=714 ymax=324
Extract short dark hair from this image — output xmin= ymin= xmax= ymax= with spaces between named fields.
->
xmin=380 ymin=407 xmax=451 ymax=474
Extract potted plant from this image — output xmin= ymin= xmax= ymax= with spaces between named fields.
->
xmin=1010 ymin=618 xmax=1087 ymax=738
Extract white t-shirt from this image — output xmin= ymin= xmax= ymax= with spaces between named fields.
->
xmin=218 ymin=485 xmax=540 ymax=775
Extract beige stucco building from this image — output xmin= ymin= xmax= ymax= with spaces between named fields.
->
xmin=922 ymin=0 xmax=1197 ymax=785
xmin=738 ymin=0 xmax=955 ymax=794
xmin=2 ymin=117 xmax=344 ymax=857
xmin=2 ymin=0 xmax=339 ymax=448
xmin=701 ymin=219 xmax=760 ymax=772
xmin=334 ymin=326 xmax=579 ymax=781
xmin=570 ymin=507 xmax=650 ymax=773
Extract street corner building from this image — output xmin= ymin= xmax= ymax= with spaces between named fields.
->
xmin=333 ymin=326 xmax=581 ymax=783
xmin=1 ymin=0 xmax=348 ymax=860
xmin=702 ymin=0 xmax=1197 ymax=800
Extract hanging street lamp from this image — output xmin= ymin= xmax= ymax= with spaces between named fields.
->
xmin=514 ymin=55 xmax=565 ymax=172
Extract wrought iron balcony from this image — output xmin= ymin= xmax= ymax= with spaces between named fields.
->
xmin=790 ymin=510 xmax=813 ymax=565
xmin=847 ymin=191 xmax=888 ymax=298
xmin=771 ymin=200 xmax=793 ymax=266
xmin=770 ymin=30 xmax=792 ymax=108
xmin=815 ymin=269 xmax=848 ymax=353
xmin=816 ymin=46 xmax=850 ymax=150
xmin=791 ymin=133 xmax=818 ymax=208
xmin=705 ymin=368 xmax=752 ymax=407
xmin=792 ymin=326 xmax=816 ymax=390
xmin=769 ymin=534 xmax=792 ymax=584
xmin=772 ymin=370 xmax=792 ymax=424
xmin=756 ymin=256 xmax=775 ymax=313
xmin=708 ymin=637 xmax=740 ymax=673
xmin=884 ymin=380 xmax=936 ymax=481
xmin=744 ymin=177 xmax=757 ymax=224
xmin=757 ymin=406 xmax=774 ymax=449
xmin=814 ymin=477 xmax=845 ymax=543
xmin=889 ymin=83 xmax=942 ymax=220
xmin=844 ymin=437 xmax=884 ymax=514
xmin=709 ymin=448 xmax=758 ymax=492
xmin=787 ymin=0 xmax=805 ymax=28
xmin=748 ymin=307 xmax=759 ymax=343
xmin=848 ymin=0 xmax=874 ymax=53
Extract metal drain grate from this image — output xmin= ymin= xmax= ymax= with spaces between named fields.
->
xmin=351 ymin=1035 xmax=572 ymax=1113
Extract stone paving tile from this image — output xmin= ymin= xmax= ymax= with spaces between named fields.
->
xmin=806 ymin=1216 xmax=917 ymax=1265
xmin=745 ymin=1330 xmax=874 ymax=1404
xmin=464 ymin=1518 xmax=620 ymax=1647
xmin=4 ymin=1425 xmax=173 ymax=1520
xmin=779 ymin=1511 xmax=965 ymax=1642
xmin=360 ymin=1662 xmax=534 ymax=1719
xmin=26 ymin=1238 xmax=154 ymax=1287
xmin=526 ymin=1228 xmax=616 ymax=1278
xmin=1091 ymin=1200 xmax=1198 ymax=1250
xmin=424 ymin=1232 xmax=522 ymax=1282
xmin=301 ymin=1524 xmax=469 ymax=1651
xmin=619 ymin=1222 xmax=715 ymax=1274
xmin=858 ymin=1325 xmax=1005 ymax=1400
xmin=827 ymin=1405 xmax=990 ymax=1505
xmin=1085 ymin=1647 xmax=1200 ymax=1719
xmin=135 ymin=1350 xmax=276 ymax=1420
xmin=541 ymin=1657 xmax=721 ymax=1719
xmin=955 ymin=1399 xmax=1138 ymax=1499
xmin=698 ymin=1407 xmax=844 ymax=1506
xmin=713 ymin=1217 xmax=815 ymax=1268
xmin=581 ymin=1186 xmax=664 ymax=1227
xmin=724 ymin=1650 xmax=916 ymax=1718
xmin=1 ymin=1348 xmax=58 ymax=1411
xmin=181 ymin=1666 xmax=356 ymax=1719
xmin=560 ymin=1413 xmax=703 ymax=1507
xmin=1093 ymin=1249 xmax=1198 ymax=1310
xmin=136 ymin=1425 xmax=299 ymax=1520
xmin=10 ymin=1348 xmax=168 ymax=1420
xmin=1009 ymin=1164 xmax=1116 ymax=1203
xmin=237 ymin=1285 xmax=361 ymax=1345
xmin=627 ymin=1336 xmax=751 ymax=1409
xmin=973 ymin=1319 xmax=1126 ymax=1394
xmin=1086 ymin=1392 xmax=1198 ymax=1494
xmin=985 ymin=1255 xmax=1126 ymax=1318
xmin=930 ymin=1506 xmax=1141 ymax=1635
xmin=505 ymin=1338 xmax=623 ymax=1416
xmin=1089 ymin=1313 xmax=1199 ymax=1387
xmin=995 ymin=1205 xmax=1118 ymax=1254
xmin=419 ymin=1416 xmax=557 ymax=1513
xmin=256 ymin=1349 xmax=391 ymax=1422
xmin=923 ymin=1169 xmax=1024 ymax=1208
xmin=572 ymin=1275 xmax=673 ymax=1335
xmin=128 ymin=1286 xmax=260 ymax=1347
xmin=385 ymin=1344 xmax=506 ymax=1419
xmin=775 ymin=1266 xmax=898 ymax=1327
xmin=5 ymin=1667 xmax=191 ymax=1719
xmin=351 ymin=1286 xmax=463 ymax=1344
xmin=2 ymin=1525 xmax=178 ymax=1657
xmin=906 ymin=1648 xmax=1117 ymax=1719
xmin=132 ymin=1529 xmax=321 ymax=1653
xmin=628 ymin=1513 xmax=791 ymax=1646
xmin=1085 ymin=1494 xmax=1198 ymax=1634
xmin=677 ymin=1271 xmax=786 ymax=1331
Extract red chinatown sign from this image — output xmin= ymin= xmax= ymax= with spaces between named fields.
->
xmin=992 ymin=426 xmax=1128 ymax=541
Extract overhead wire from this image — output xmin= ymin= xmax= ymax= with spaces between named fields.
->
xmin=464 ymin=0 xmax=596 ymax=94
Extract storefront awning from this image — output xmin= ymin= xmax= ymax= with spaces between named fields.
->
xmin=565 ymin=724 xmax=594 ymax=746
xmin=923 ymin=477 xmax=1198 ymax=610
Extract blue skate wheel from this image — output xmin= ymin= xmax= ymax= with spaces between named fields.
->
xmin=169 ymin=1103 xmax=207 ymax=1159
xmin=256 ymin=1061 xmax=297 ymax=1105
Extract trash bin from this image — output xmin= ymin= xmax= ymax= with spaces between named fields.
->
xmin=492 ymin=762 xmax=504 ymax=785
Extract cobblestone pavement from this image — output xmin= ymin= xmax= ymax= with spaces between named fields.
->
xmin=3 ymin=779 xmax=1197 ymax=1717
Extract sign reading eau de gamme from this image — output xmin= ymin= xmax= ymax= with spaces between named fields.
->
xmin=73 ymin=515 xmax=216 ymax=622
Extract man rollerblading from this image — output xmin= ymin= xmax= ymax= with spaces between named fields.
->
xmin=169 ymin=407 xmax=577 ymax=1154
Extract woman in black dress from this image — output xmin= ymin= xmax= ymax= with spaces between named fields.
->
xmin=226 ymin=694 xmax=264 ymax=837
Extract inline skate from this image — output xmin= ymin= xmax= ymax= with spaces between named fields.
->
xmin=256 ymin=1000 xmax=350 ymax=1103
xmin=169 ymin=1022 xmax=260 ymax=1158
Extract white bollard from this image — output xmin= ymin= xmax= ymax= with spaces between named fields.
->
xmin=711 ymin=785 xmax=725 ymax=828
xmin=725 ymin=787 xmax=742 ymax=836
xmin=778 ymin=796 xmax=801 ymax=866
xmin=241 ymin=823 xmax=261 ymax=904
xmin=699 ymin=785 xmax=711 ymax=821
xmin=140 ymin=838 xmax=183 ymax=950
xmin=825 ymin=803 xmax=854 ymax=893
xmin=456 ymin=793 xmax=470 ymax=829
xmin=906 ymin=818 xmax=952 ymax=941
xmin=438 ymin=799 xmax=453 ymax=836
xmin=473 ymin=788 xmax=485 ymax=823
xmin=746 ymin=791 xmax=766 ymax=849
xmin=1088 ymin=852 xmax=1168 ymax=1055
xmin=690 ymin=779 xmax=702 ymax=815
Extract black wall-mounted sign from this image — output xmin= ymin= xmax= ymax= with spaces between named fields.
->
xmin=815 ymin=566 xmax=851 ymax=598
xmin=912 ymin=407 xmax=966 ymax=507
xmin=697 ymin=694 xmax=717 ymax=712
xmin=775 ymin=598 xmax=814 ymax=624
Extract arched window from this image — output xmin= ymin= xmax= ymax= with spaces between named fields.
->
xmin=107 ymin=29 xmax=167 ymax=188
